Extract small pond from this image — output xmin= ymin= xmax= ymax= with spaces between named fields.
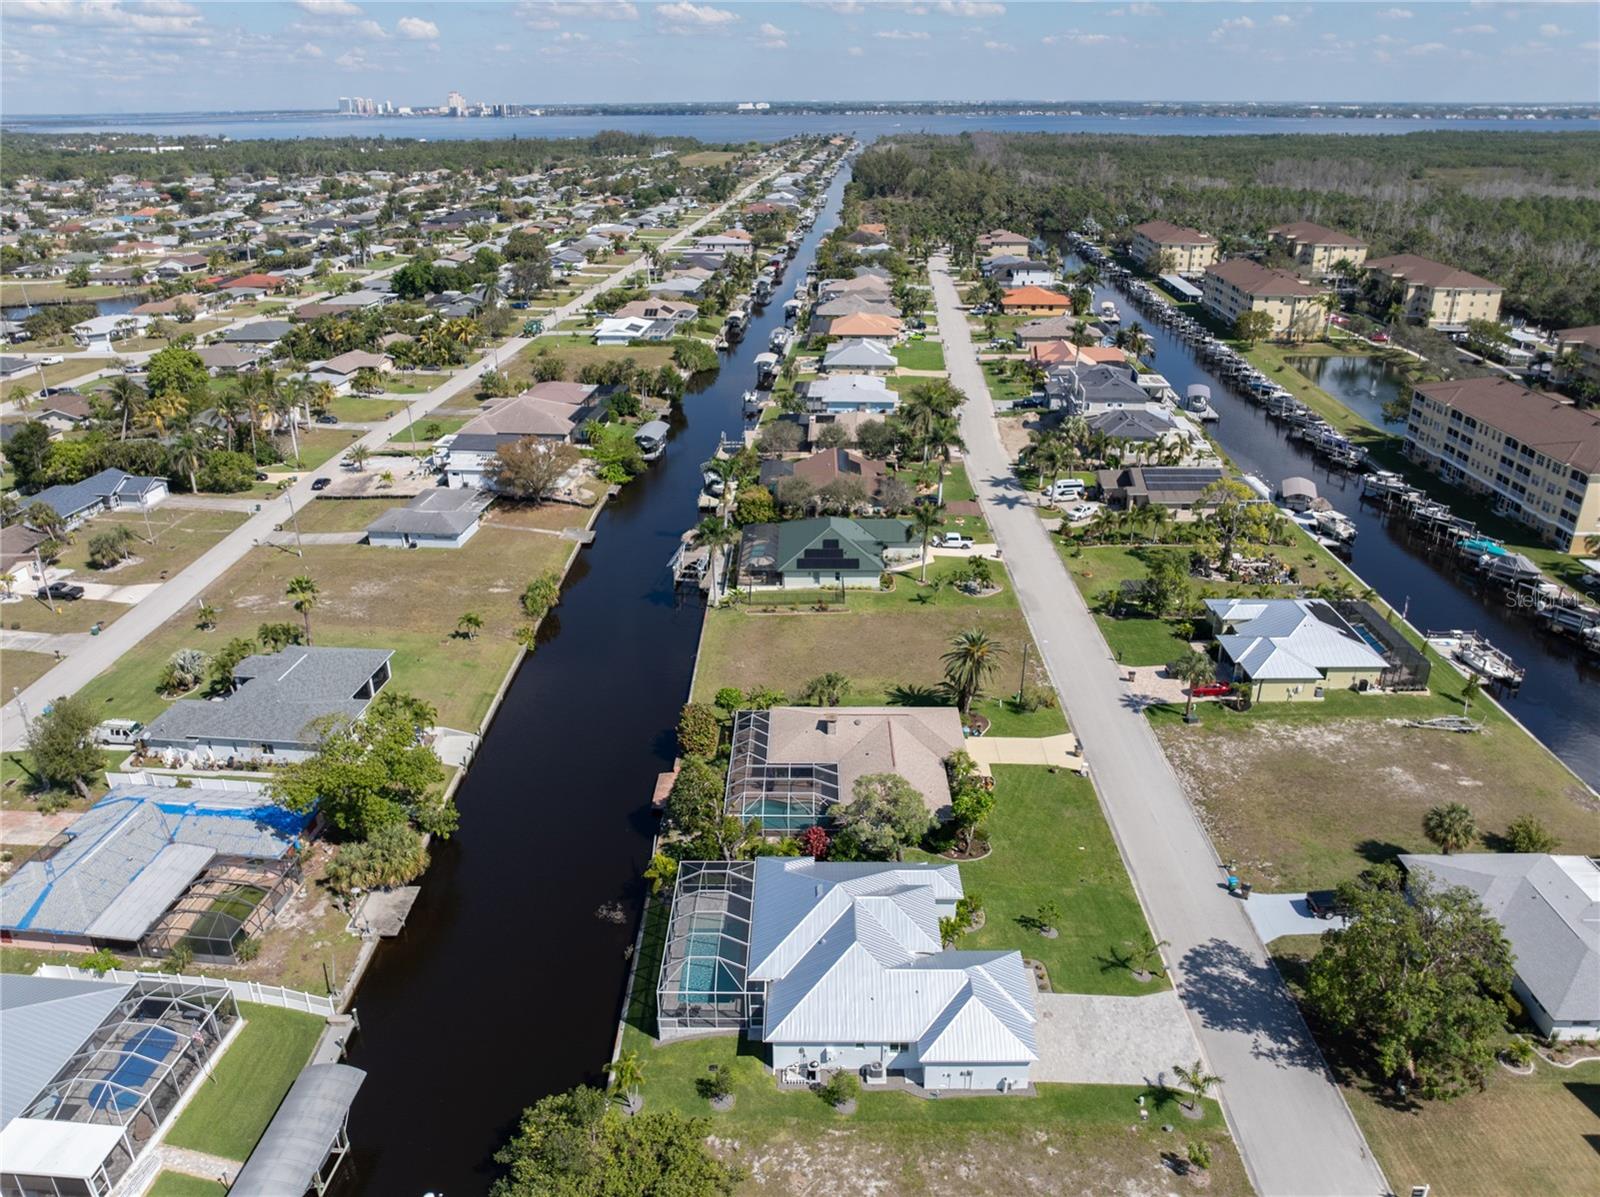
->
xmin=1284 ymin=352 xmax=1411 ymax=427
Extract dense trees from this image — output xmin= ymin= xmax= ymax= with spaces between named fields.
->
xmin=851 ymin=131 xmax=1600 ymax=328
xmin=25 ymin=694 xmax=103 ymax=800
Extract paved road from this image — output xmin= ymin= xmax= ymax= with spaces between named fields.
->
xmin=929 ymin=256 xmax=1388 ymax=1197
xmin=0 ymin=177 xmax=775 ymax=749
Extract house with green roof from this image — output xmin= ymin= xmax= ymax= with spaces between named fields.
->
xmin=736 ymin=516 xmax=916 ymax=590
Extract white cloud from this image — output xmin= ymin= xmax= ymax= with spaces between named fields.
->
xmin=354 ymin=18 xmax=386 ymax=39
xmin=296 ymin=0 xmax=361 ymax=15
xmin=10 ymin=0 xmax=206 ymax=37
xmin=1453 ymin=24 xmax=1495 ymax=35
xmin=1209 ymin=15 xmax=1254 ymax=42
xmin=759 ymin=21 xmax=786 ymax=37
xmin=938 ymin=1 xmax=1005 ymax=16
xmin=982 ymin=39 xmax=1014 ymax=52
xmin=518 ymin=0 xmax=637 ymax=22
xmin=1539 ymin=23 xmax=1568 ymax=38
xmin=655 ymin=2 xmax=739 ymax=29
xmin=553 ymin=30 xmax=589 ymax=42
xmin=1405 ymin=41 xmax=1446 ymax=56
xmin=299 ymin=41 xmax=324 ymax=57
xmin=334 ymin=46 xmax=376 ymax=70
xmin=1044 ymin=30 xmax=1114 ymax=46
xmin=1112 ymin=3 xmax=1160 ymax=15
xmin=1376 ymin=7 xmax=1413 ymax=19
xmin=396 ymin=16 xmax=438 ymax=40
xmin=847 ymin=44 xmax=864 ymax=56
xmin=876 ymin=29 xmax=931 ymax=40
xmin=1270 ymin=14 xmax=1293 ymax=27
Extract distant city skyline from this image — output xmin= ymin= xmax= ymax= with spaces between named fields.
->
xmin=2 ymin=2 xmax=1597 ymax=115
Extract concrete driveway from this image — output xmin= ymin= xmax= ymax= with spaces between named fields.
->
xmin=963 ymin=733 xmax=1082 ymax=774
xmin=930 ymin=255 xmax=1387 ymax=1197
xmin=1246 ymin=894 xmax=1350 ymax=943
xmin=1034 ymin=990 xmax=1200 ymax=1086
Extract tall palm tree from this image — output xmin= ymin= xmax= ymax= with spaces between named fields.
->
xmin=909 ymin=501 xmax=945 ymax=584
xmin=286 ymin=575 xmax=320 ymax=645
xmin=234 ymin=371 xmax=267 ymax=460
xmin=352 ymin=227 xmax=372 ymax=266
xmin=942 ymin=627 xmax=1007 ymax=716
xmin=170 ymin=429 xmax=204 ymax=493
xmin=274 ymin=378 xmax=306 ymax=465
xmin=1168 ymin=651 xmax=1216 ymax=719
xmin=694 ymin=515 xmax=737 ymax=596
xmin=213 ymin=389 xmax=248 ymax=453
xmin=105 ymin=375 xmax=145 ymax=440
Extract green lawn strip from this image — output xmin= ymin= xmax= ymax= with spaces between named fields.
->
xmin=388 ymin=414 xmax=468 ymax=446
xmin=284 ymin=427 xmax=361 ymax=471
xmin=165 ymin=1003 xmax=323 ymax=1162
xmin=294 ymin=497 xmax=407 ymax=533
xmin=1269 ymin=936 xmax=1600 ymax=1197
xmin=1 ymin=594 xmax=127 ymax=635
xmin=973 ymin=695 xmax=1068 ymax=737
xmin=146 ymin=1174 xmax=227 ymax=1197
xmin=52 ymin=508 xmax=247 ymax=587
xmin=909 ymin=765 xmax=1165 ymax=995
xmin=981 ymin=362 xmax=1034 ymax=402
xmin=2 ymin=748 xmax=125 ymax=811
xmin=1094 ymin=613 xmax=1194 ymax=667
xmin=892 ymin=340 xmax=946 ymax=371
xmin=939 ymin=463 xmax=977 ymax=503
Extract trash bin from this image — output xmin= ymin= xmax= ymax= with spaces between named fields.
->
xmin=1240 ymin=882 xmax=1252 ymax=901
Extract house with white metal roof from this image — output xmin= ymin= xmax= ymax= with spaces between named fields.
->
xmin=1204 ymin=596 xmax=1387 ymax=702
xmin=656 ymin=858 xmax=1038 ymax=1093
xmin=1398 ymin=853 xmax=1600 ymax=1041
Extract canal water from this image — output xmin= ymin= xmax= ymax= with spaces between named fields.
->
xmin=1284 ymin=353 xmax=1409 ymax=428
xmin=2 ymin=295 xmax=143 ymax=321
xmin=337 ymin=166 xmax=848 ymax=1196
xmin=1069 ymin=257 xmax=1600 ymax=789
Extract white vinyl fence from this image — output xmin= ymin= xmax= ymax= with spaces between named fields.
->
xmin=36 ymin=964 xmax=337 ymax=1017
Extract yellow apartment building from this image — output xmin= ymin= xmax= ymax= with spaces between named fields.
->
xmin=1200 ymin=258 xmax=1329 ymax=342
xmin=1365 ymin=254 xmax=1503 ymax=329
xmin=1130 ymin=220 xmax=1218 ymax=275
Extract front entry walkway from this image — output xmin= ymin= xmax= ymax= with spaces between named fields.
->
xmin=1033 ymin=991 xmax=1200 ymax=1086
xmin=964 ymin=733 xmax=1083 ymax=775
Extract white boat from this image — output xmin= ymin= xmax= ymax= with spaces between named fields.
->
xmin=769 ymin=327 xmax=792 ymax=352
xmin=1241 ymin=473 xmax=1272 ymax=501
xmin=754 ymin=352 xmax=780 ymax=387
xmin=634 ymin=420 xmax=669 ymax=462
xmin=1457 ymin=641 xmax=1521 ymax=684
xmin=1314 ymin=509 xmax=1358 ymax=542
xmin=1099 ymin=300 xmax=1120 ymax=325
xmin=742 ymin=389 xmax=764 ymax=414
xmin=1181 ymin=384 xmax=1219 ymax=421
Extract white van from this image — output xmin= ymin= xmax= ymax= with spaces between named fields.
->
xmin=1050 ymin=478 xmax=1085 ymax=502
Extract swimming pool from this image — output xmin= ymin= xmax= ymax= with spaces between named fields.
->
xmin=678 ymin=923 xmax=742 ymax=1004
xmin=87 ymin=1025 xmax=179 ymax=1113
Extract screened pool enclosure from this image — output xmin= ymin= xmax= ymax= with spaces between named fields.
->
xmin=726 ymin=710 xmax=840 ymax=834
xmin=655 ymin=861 xmax=760 ymax=1040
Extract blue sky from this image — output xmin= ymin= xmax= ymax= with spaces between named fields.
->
xmin=2 ymin=2 xmax=1597 ymax=114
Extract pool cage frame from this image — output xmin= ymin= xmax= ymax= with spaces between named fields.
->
xmin=726 ymin=710 xmax=841 ymax=835
xmin=1332 ymin=599 xmax=1432 ymax=691
xmin=6 ymin=977 xmax=239 ymax=1197
xmin=139 ymin=855 xmax=301 ymax=963
xmin=655 ymin=860 xmax=760 ymax=1040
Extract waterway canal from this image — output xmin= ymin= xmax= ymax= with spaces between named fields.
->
xmin=337 ymin=166 xmax=849 ymax=1195
xmin=1072 ymin=258 xmax=1600 ymax=789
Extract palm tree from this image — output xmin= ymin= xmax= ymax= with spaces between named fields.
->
xmin=105 ymin=375 xmax=145 ymax=440
xmin=235 ymin=370 xmax=268 ymax=460
xmin=1167 ymin=650 xmax=1216 ymax=720
xmin=349 ymin=444 xmax=372 ymax=472
xmin=286 ymin=575 xmax=320 ymax=645
xmin=1172 ymin=1060 xmax=1222 ymax=1112
xmin=352 ymin=227 xmax=372 ymax=266
xmin=1422 ymin=802 xmax=1477 ymax=854
xmin=170 ymin=429 xmax=204 ymax=494
xmin=799 ymin=672 xmax=851 ymax=706
xmin=456 ymin=611 xmax=483 ymax=640
xmin=213 ymin=389 xmax=248 ymax=453
xmin=942 ymin=627 xmax=1007 ymax=716
xmin=694 ymin=515 xmax=737 ymax=596
xmin=909 ymin=501 xmax=945 ymax=584
xmin=274 ymin=378 xmax=306 ymax=465
xmin=605 ymin=1049 xmax=646 ymax=1112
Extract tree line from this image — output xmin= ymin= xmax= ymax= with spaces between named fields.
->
xmin=851 ymin=130 xmax=1600 ymax=328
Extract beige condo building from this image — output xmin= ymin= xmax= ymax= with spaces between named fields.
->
xmin=1200 ymin=258 xmax=1329 ymax=342
xmin=1130 ymin=220 xmax=1218 ymax=275
xmin=1268 ymin=221 xmax=1369 ymax=275
xmin=1364 ymin=254 xmax=1503 ymax=329
xmin=1404 ymin=377 xmax=1600 ymax=552
xmin=1555 ymin=325 xmax=1600 ymax=390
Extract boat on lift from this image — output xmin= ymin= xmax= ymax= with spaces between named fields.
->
xmin=754 ymin=352 xmax=780 ymax=388
xmin=1099 ymin=300 xmax=1121 ymax=325
xmin=1181 ymin=384 xmax=1219 ymax=421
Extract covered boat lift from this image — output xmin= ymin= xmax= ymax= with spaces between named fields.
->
xmin=229 ymin=1063 xmax=365 ymax=1197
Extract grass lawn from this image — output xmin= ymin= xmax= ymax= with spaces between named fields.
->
xmin=974 ymin=694 xmax=1067 ymax=737
xmin=388 ymin=414 xmax=467 ymax=447
xmin=1 ymin=594 xmax=127 ymax=635
xmin=165 ymin=1003 xmax=324 ymax=1162
xmin=981 ymin=361 xmax=1035 ymax=403
xmin=1 ymin=749 xmax=125 ymax=812
xmin=75 ymin=526 xmax=573 ymax=733
xmin=939 ymin=462 xmax=977 ymax=503
xmin=1269 ymin=935 xmax=1600 ymax=1197
xmin=1094 ymin=613 xmax=1194 ymax=667
xmin=55 ymin=508 xmax=248 ymax=587
xmin=908 ymin=766 xmax=1165 ymax=995
xmin=284 ymin=426 xmax=360 ymax=470
xmin=294 ymin=497 xmax=406 ymax=533
xmin=892 ymin=340 xmax=946 ymax=371
xmin=693 ymin=558 xmax=1045 ymax=708
xmin=147 ymin=1174 xmax=227 ymax=1197
xmin=0 ymin=650 xmax=57 ymax=695
xmin=325 ymin=396 xmax=407 ymax=423
xmin=506 ymin=337 xmax=676 ymax=387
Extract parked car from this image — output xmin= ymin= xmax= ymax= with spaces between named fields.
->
xmin=1051 ymin=479 xmax=1085 ymax=500
xmin=1369 ymin=331 xmax=1390 ymax=343
xmin=315 ymin=413 xmax=339 ymax=425
xmin=1062 ymin=502 xmax=1097 ymax=522
xmin=37 ymin=582 xmax=85 ymax=601
xmin=1191 ymin=682 xmax=1232 ymax=698
xmin=1012 ymin=394 xmax=1047 ymax=409
xmin=940 ymin=532 xmax=974 ymax=550
xmin=1305 ymin=891 xmax=1347 ymax=920
xmin=254 ymin=471 xmax=270 ymax=482
xmin=310 ymin=477 xmax=332 ymax=491
xmin=522 ymin=318 xmax=545 ymax=336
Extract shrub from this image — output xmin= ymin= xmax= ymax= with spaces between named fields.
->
xmin=521 ymin=571 xmax=563 ymax=621
xmin=87 ymin=525 xmax=136 ymax=569
xmin=696 ymin=1070 xmax=735 ymax=1101
xmin=158 ymin=648 xmax=210 ymax=695
xmin=819 ymin=1070 xmax=859 ymax=1108
xmin=800 ymin=825 xmax=830 ymax=860
xmin=81 ymin=947 xmax=122 ymax=975
xmin=712 ymin=686 xmax=744 ymax=714
xmin=195 ymin=449 xmax=256 ymax=493
xmin=234 ymin=936 xmax=262 ymax=963
xmin=1500 ymin=1037 xmax=1535 ymax=1067
xmin=324 ymin=822 xmax=431 ymax=895
xmin=1504 ymin=814 xmax=1559 ymax=854
xmin=677 ymin=703 xmax=720 ymax=759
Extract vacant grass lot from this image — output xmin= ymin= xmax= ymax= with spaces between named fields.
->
xmin=507 ymin=336 xmax=678 ymax=388
xmin=165 ymin=1003 xmax=323 ymax=1162
xmin=1093 ymin=613 xmax=1194 ymax=666
xmin=0 ymin=650 xmax=57 ymax=695
xmin=1 ymin=594 xmax=127 ymax=635
xmin=55 ymin=507 xmax=248 ymax=587
xmin=981 ymin=361 xmax=1034 ymax=402
xmin=1155 ymin=696 xmax=1598 ymax=891
xmin=75 ymin=526 xmax=573 ymax=732
xmin=388 ymin=414 xmax=468 ymax=447
xmin=293 ymin=497 xmax=407 ymax=533
xmin=693 ymin=558 xmax=1044 ymax=711
xmin=892 ymin=340 xmax=946 ymax=371
xmin=908 ymin=766 xmax=1163 ymax=995
xmin=1271 ymin=936 xmax=1600 ymax=1197
xmin=283 ymin=426 xmax=360 ymax=470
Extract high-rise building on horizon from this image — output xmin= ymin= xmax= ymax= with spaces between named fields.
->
xmin=446 ymin=90 xmax=466 ymax=116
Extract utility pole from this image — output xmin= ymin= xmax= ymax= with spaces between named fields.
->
xmin=33 ymin=548 xmax=55 ymax=614
xmin=283 ymin=488 xmax=305 ymax=557
xmin=1017 ymin=641 xmax=1030 ymax=702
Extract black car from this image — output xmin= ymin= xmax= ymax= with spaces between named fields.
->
xmin=310 ymin=477 xmax=332 ymax=491
xmin=1012 ymin=395 xmax=1047 ymax=410
xmin=1305 ymin=891 xmax=1346 ymax=920
xmin=255 ymin=471 xmax=270 ymax=482
xmin=315 ymin=413 xmax=339 ymax=425
xmin=37 ymin=582 xmax=85 ymax=601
